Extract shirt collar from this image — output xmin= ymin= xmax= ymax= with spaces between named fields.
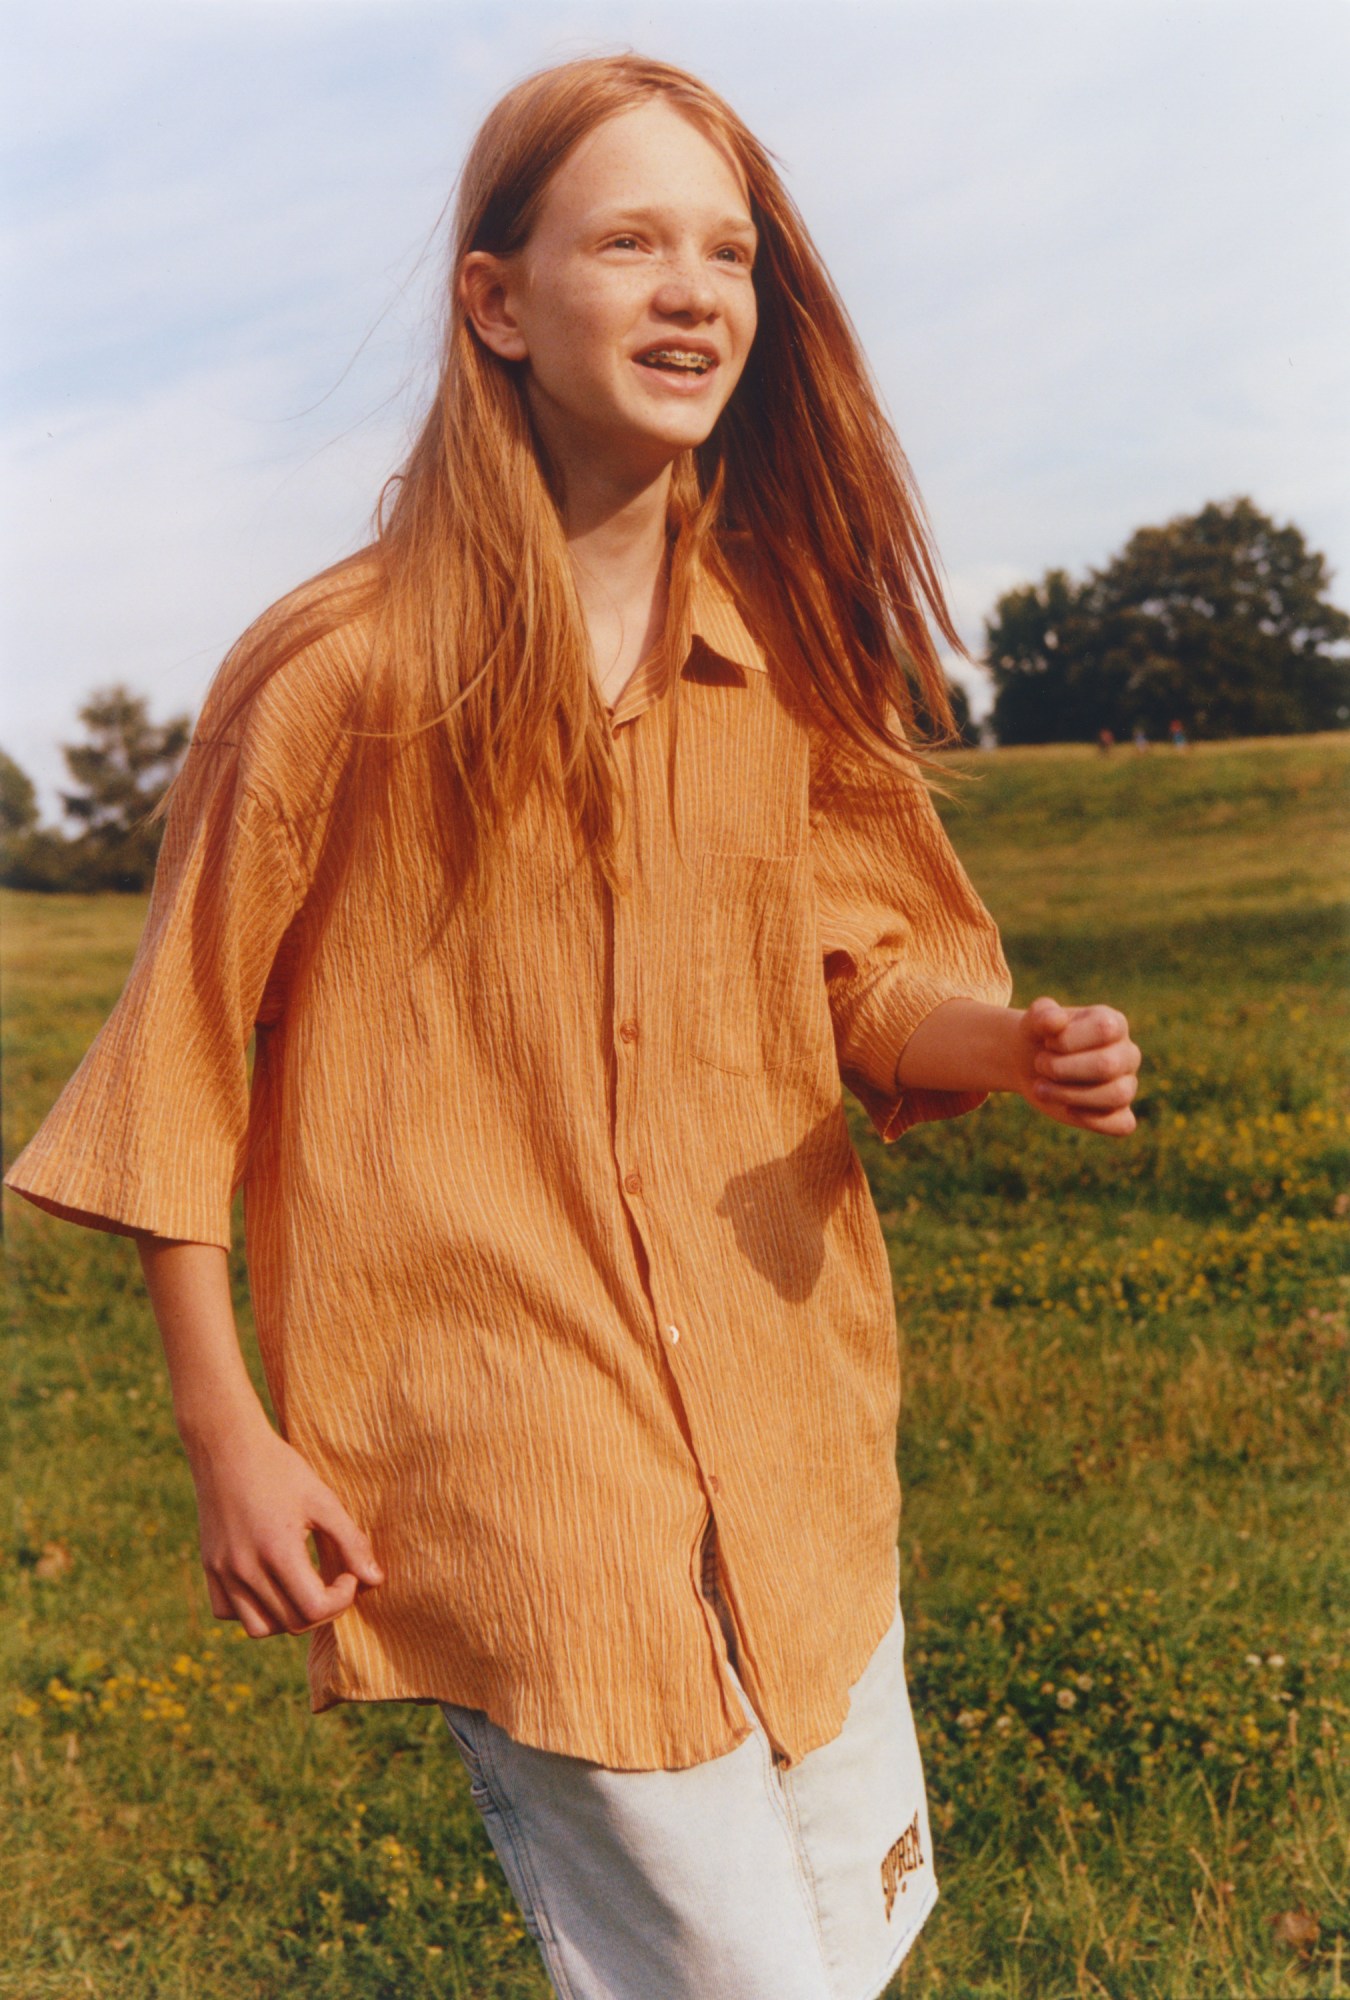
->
xmin=607 ymin=558 xmax=767 ymax=729
xmin=686 ymin=563 xmax=768 ymax=678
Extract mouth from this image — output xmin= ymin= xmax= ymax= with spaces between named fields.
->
xmin=633 ymin=344 xmax=718 ymax=377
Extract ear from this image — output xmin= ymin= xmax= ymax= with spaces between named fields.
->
xmin=459 ymin=250 xmax=529 ymax=363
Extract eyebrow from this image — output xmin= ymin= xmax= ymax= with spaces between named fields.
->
xmin=590 ymin=205 xmax=758 ymax=241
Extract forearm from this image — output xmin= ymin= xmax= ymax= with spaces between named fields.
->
xmin=134 ymin=1235 xmax=269 ymax=1460
xmin=894 ymin=997 xmax=1031 ymax=1098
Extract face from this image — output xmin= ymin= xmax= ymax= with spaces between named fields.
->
xmin=462 ymin=99 xmax=759 ymax=491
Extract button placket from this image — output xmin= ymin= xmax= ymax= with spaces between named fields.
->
xmin=610 ymin=712 xmax=723 ymax=1537
xmin=611 ymin=732 xmax=645 ymax=1218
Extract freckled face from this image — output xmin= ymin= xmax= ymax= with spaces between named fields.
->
xmin=492 ymin=100 xmax=759 ymax=481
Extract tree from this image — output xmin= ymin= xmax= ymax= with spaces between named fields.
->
xmin=986 ymin=498 xmax=1350 ymax=744
xmin=0 ymin=748 xmax=38 ymax=838
xmin=0 ymin=748 xmax=72 ymax=890
xmin=59 ymin=686 xmax=190 ymax=891
xmin=902 ymin=658 xmax=982 ymax=747
xmin=981 ymin=568 xmax=1089 ymax=746
xmin=944 ymin=677 xmax=980 ymax=748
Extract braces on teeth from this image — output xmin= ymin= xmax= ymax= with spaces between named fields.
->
xmin=639 ymin=349 xmax=713 ymax=373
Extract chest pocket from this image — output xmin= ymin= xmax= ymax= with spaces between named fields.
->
xmin=692 ymin=851 xmax=823 ymax=1078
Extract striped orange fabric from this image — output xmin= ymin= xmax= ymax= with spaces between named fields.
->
xmin=5 ymin=558 xmax=1011 ymax=1772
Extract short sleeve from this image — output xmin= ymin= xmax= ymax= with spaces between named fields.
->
xmin=810 ymin=732 xmax=1013 ymax=1142
xmin=3 ymin=720 xmax=306 ymax=1250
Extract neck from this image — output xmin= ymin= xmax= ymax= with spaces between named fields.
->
xmin=528 ymin=390 xmax=675 ymax=598
xmin=554 ymin=466 xmax=675 ymax=620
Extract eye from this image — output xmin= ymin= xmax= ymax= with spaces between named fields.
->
xmin=713 ymin=244 xmax=753 ymax=267
xmin=606 ymin=234 xmax=643 ymax=251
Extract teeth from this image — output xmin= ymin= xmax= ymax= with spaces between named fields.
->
xmin=639 ymin=348 xmax=713 ymax=373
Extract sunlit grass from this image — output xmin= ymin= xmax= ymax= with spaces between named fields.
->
xmin=4 ymin=733 xmax=1348 ymax=1998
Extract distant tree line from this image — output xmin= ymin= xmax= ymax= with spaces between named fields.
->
xmin=0 ymin=670 xmax=976 ymax=897
xmin=4 ymin=499 xmax=1346 ymax=893
xmin=985 ymin=497 xmax=1350 ymax=745
xmin=1 ymin=688 xmax=189 ymax=892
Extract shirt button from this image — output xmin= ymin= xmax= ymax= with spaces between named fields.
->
xmin=666 ymin=1323 xmax=681 ymax=1344
xmin=624 ymin=1172 xmax=643 ymax=1195
xmin=619 ymin=1019 xmax=639 ymax=1043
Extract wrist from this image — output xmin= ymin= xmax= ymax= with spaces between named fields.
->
xmin=993 ymin=1007 xmax=1036 ymax=1095
xmin=895 ymin=998 xmax=1033 ymax=1098
xmin=174 ymin=1380 xmax=271 ymax=1466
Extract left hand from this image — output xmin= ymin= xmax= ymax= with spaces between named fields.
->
xmin=1015 ymin=996 xmax=1141 ymax=1136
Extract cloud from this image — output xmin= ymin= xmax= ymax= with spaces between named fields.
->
xmin=3 ymin=0 xmax=1348 ymax=809
xmin=0 ymin=352 xmax=408 ymax=803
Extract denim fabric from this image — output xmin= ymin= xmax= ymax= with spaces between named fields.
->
xmin=439 ymin=1539 xmax=938 ymax=2000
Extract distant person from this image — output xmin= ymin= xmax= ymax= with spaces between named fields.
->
xmin=1169 ymin=718 xmax=1190 ymax=750
xmin=1133 ymin=727 xmax=1150 ymax=753
xmin=1097 ymin=727 xmax=1115 ymax=755
xmin=4 ymin=54 xmax=1143 ymax=2000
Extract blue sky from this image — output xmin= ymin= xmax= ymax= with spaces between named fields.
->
xmin=3 ymin=0 xmax=1348 ymax=811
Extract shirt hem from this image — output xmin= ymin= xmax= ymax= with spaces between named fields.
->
xmin=307 ymin=1669 xmax=762 ymax=1772
xmin=305 ymin=1547 xmax=898 ymax=1772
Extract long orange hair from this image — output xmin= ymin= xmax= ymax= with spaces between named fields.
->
xmin=175 ymin=52 xmax=968 ymax=905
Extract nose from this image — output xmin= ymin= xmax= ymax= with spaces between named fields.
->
xmin=650 ymin=245 xmax=719 ymax=322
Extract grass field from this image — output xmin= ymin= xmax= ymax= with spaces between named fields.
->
xmin=4 ymin=734 xmax=1348 ymax=1999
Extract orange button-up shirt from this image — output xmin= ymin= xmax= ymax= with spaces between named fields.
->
xmin=5 ymin=557 xmax=1011 ymax=1771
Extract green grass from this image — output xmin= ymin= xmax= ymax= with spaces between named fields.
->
xmin=4 ymin=733 xmax=1348 ymax=1999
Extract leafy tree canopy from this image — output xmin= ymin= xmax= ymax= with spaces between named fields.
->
xmin=0 ymin=747 xmax=39 ymax=837
xmin=985 ymin=498 xmax=1350 ymax=745
xmin=1 ymin=688 xmax=191 ymax=893
xmin=56 ymin=685 xmax=190 ymax=891
xmin=0 ymin=749 xmax=70 ymax=890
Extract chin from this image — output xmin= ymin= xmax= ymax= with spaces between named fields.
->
xmin=636 ymin=408 xmax=725 ymax=457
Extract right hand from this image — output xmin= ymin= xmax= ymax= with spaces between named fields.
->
xmin=186 ymin=1415 xmax=386 ymax=1639
xmin=1016 ymin=995 xmax=1141 ymax=1136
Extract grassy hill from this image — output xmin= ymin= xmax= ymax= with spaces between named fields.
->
xmin=3 ymin=735 xmax=1347 ymax=1999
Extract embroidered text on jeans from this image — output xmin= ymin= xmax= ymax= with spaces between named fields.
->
xmin=880 ymin=1812 xmax=923 ymax=1919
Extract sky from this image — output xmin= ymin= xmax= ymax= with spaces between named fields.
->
xmin=3 ymin=0 xmax=1348 ymax=814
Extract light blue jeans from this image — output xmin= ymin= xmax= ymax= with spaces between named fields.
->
xmin=440 ymin=1534 xmax=938 ymax=2000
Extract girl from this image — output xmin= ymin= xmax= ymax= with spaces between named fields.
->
xmin=6 ymin=53 xmax=1140 ymax=2000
